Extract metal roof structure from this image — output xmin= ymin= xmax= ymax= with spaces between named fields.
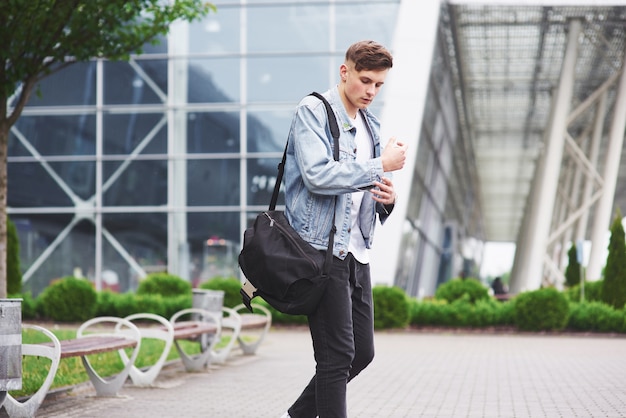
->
xmin=439 ymin=2 xmax=626 ymax=243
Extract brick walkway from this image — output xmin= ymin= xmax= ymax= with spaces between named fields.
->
xmin=8 ymin=328 xmax=626 ymax=417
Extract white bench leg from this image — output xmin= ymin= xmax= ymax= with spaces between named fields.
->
xmin=171 ymin=308 xmax=221 ymax=372
xmin=233 ymin=303 xmax=272 ymax=355
xmin=121 ymin=313 xmax=174 ymax=387
xmin=77 ymin=317 xmax=141 ymax=397
xmin=3 ymin=324 xmax=61 ymax=418
xmin=210 ymin=307 xmax=242 ymax=364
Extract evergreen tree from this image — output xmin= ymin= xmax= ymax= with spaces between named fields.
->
xmin=6 ymin=216 xmax=21 ymax=294
xmin=602 ymin=209 xmax=626 ymax=309
xmin=564 ymin=243 xmax=581 ymax=287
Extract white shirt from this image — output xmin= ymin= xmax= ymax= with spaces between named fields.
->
xmin=348 ymin=112 xmax=373 ymax=264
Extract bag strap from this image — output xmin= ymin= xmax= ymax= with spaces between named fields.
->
xmin=270 ymin=92 xmax=340 ymax=273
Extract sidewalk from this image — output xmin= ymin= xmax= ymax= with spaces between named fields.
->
xmin=31 ymin=328 xmax=626 ymax=417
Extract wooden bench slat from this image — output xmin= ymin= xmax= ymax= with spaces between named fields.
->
xmin=41 ymin=336 xmax=138 ymax=358
xmin=171 ymin=321 xmax=218 ymax=340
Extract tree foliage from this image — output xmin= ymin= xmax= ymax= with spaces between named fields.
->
xmin=0 ymin=0 xmax=214 ymax=297
xmin=7 ymin=216 xmax=22 ymax=294
xmin=602 ymin=209 xmax=626 ymax=309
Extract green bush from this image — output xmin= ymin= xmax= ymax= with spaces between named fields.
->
xmin=96 ymin=290 xmax=191 ymax=319
xmin=435 ymin=278 xmax=490 ymax=304
xmin=409 ymin=296 xmax=515 ymax=329
xmin=567 ymin=301 xmax=625 ymax=333
xmin=373 ymin=285 xmax=410 ymax=329
xmin=38 ymin=277 xmax=97 ymax=322
xmin=564 ymin=280 xmax=604 ymax=303
xmin=564 ymin=243 xmax=581 ymax=288
xmin=514 ymin=288 xmax=570 ymax=331
xmin=199 ymin=276 xmax=242 ymax=308
xmin=136 ymin=272 xmax=191 ymax=297
xmin=602 ymin=210 xmax=626 ymax=309
xmin=7 ymin=216 xmax=22 ymax=294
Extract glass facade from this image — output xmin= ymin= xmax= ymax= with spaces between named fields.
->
xmin=9 ymin=0 xmax=401 ymax=296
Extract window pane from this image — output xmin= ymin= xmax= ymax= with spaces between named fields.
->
xmin=247 ymin=157 xmax=283 ymax=206
xmin=103 ymin=113 xmax=167 ymax=155
xmin=336 ymin=3 xmax=400 ymax=49
xmin=188 ymin=58 xmax=240 ymax=103
xmin=8 ymin=163 xmax=74 ymax=207
xmin=22 ymin=62 xmax=97 ymax=107
xmin=187 ymin=111 xmax=240 ymax=153
xmin=248 ymin=56 xmax=330 ymax=102
xmin=103 ymin=160 xmax=167 ymax=206
xmin=11 ymin=115 xmax=96 ymax=156
xmin=247 ymin=109 xmax=293 ymax=153
xmin=189 ymin=10 xmax=240 ymax=54
xmin=187 ymin=159 xmax=240 ymax=206
xmin=248 ymin=5 xmax=329 ymax=52
xmin=104 ymin=60 xmax=167 ymax=105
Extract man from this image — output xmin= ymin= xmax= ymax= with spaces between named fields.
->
xmin=281 ymin=40 xmax=407 ymax=418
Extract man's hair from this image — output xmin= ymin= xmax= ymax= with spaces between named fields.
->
xmin=345 ymin=40 xmax=393 ymax=72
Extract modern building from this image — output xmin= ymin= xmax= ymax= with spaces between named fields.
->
xmin=9 ymin=0 xmax=626 ymax=298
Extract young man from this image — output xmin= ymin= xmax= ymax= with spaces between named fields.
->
xmin=281 ymin=40 xmax=407 ymax=418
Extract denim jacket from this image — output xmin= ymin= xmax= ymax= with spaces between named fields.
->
xmin=284 ymin=87 xmax=393 ymax=260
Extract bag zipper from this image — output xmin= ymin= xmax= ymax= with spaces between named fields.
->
xmin=264 ymin=212 xmax=321 ymax=272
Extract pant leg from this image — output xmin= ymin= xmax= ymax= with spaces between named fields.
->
xmin=288 ymin=254 xmax=375 ymax=418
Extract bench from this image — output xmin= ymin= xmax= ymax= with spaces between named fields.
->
xmin=3 ymin=317 xmax=141 ymax=418
xmin=225 ymin=304 xmax=272 ymax=355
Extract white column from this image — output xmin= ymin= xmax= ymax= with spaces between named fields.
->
xmin=586 ymin=62 xmax=626 ymax=281
xmin=575 ymin=91 xmax=606 ymax=242
xmin=370 ymin=0 xmax=440 ymax=285
xmin=167 ymin=21 xmax=190 ymax=280
xmin=517 ymin=20 xmax=581 ymax=291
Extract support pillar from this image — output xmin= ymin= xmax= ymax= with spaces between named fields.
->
xmin=511 ymin=20 xmax=581 ymax=292
xmin=587 ymin=60 xmax=626 ymax=280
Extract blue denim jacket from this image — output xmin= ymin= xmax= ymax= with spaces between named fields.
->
xmin=284 ymin=87 xmax=392 ymax=260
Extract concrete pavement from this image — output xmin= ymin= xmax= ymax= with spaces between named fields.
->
xmin=22 ymin=328 xmax=626 ymax=417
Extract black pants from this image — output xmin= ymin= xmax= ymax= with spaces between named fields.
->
xmin=288 ymin=253 xmax=375 ymax=418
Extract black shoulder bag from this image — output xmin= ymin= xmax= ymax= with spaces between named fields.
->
xmin=238 ymin=92 xmax=339 ymax=315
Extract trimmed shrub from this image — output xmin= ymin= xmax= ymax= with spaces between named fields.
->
xmin=136 ymin=272 xmax=191 ymax=297
xmin=602 ymin=210 xmax=626 ymax=309
xmin=373 ymin=285 xmax=410 ymax=329
xmin=514 ymin=288 xmax=569 ymax=331
xmin=199 ymin=276 xmax=242 ymax=308
xmin=38 ymin=277 xmax=97 ymax=322
xmin=9 ymin=292 xmax=37 ymax=320
xmin=7 ymin=216 xmax=22 ymax=294
xmin=567 ymin=301 xmax=625 ymax=333
xmin=564 ymin=243 xmax=581 ymax=288
xmin=435 ymin=278 xmax=490 ymax=304
xmin=564 ymin=280 xmax=604 ymax=303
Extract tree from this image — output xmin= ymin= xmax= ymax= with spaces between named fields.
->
xmin=0 ymin=1 xmax=214 ymax=297
xmin=602 ymin=208 xmax=626 ymax=309
xmin=7 ymin=216 xmax=21 ymax=294
xmin=564 ymin=243 xmax=581 ymax=288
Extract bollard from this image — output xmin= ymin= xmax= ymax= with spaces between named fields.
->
xmin=0 ymin=298 xmax=22 ymax=408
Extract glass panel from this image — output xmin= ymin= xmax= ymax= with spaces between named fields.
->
xmin=104 ymin=59 xmax=167 ymax=105
xmin=187 ymin=111 xmax=240 ymax=153
xmin=188 ymin=212 xmax=240 ymax=284
xmin=47 ymin=161 xmax=96 ymax=201
xmin=189 ymin=9 xmax=240 ymax=54
xmin=19 ymin=215 xmax=92 ymax=297
xmin=187 ymin=58 xmax=240 ymax=103
xmin=248 ymin=56 xmax=329 ymax=102
xmin=22 ymin=62 xmax=97 ymax=107
xmin=336 ymin=3 xmax=400 ymax=49
xmin=247 ymin=109 xmax=293 ymax=153
xmin=187 ymin=159 xmax=240 ymax=206
xmin=103 ymin=113 xmax=167 ymax=155
xmin=248 ymin=5 xmax=329 ymax=52
xmin=247 ymin=157 xmax=282 ymax=206
xmin=103 ymin=160 xmax=167 ymax=206
xmin=8 ymin=163 xmax=74 ymax=207
xmin=104 ymin=212 xmax=168 ymax=292
xmin=11 ymin=115 xmax=96 ymax=156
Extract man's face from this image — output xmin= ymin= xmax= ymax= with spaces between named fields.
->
xmin=340 ymin=62 xmax=389 ymax=115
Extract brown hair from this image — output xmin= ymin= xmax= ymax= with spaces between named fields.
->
xmin=345 ymin=40 xmax=393 ymax=72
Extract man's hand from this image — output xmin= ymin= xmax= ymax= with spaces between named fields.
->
xmin=381 ymin=137 xmax=408 ymax=172
xmin=371 ymin=177 xmax=396 ymax=205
